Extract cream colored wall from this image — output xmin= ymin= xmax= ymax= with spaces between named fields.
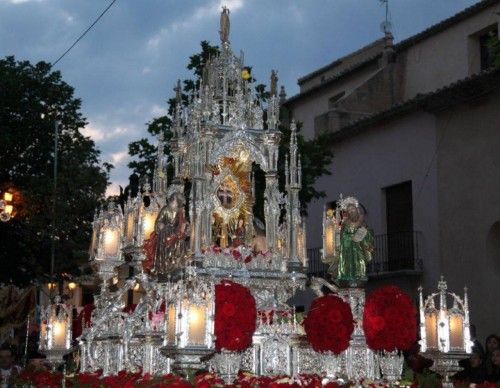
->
xmin=289 ymin=65 xmax=380 ymax=139
xmin=289 ymin=4 xmax=500 ymax=330
xmin=305 ymin=111 xmax=441 ymax=290
xmin=435 ymin=92 xmax=500 ymax=340
xmin=401 ymin=3 xmax=500 ymax=100
xmin=291 ymin=2 xmax=500 ymax=140
xmin=299 ymin=39 xmax=386 ymax=92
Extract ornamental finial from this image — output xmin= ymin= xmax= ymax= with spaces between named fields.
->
xmin=270 ymin=69 xmax=278 ymax=97
xmin=438 ymin=275 xmax=447 ymax=292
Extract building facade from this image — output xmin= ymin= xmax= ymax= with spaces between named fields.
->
xmin=285 ymin=0 xmax=500 ymax=339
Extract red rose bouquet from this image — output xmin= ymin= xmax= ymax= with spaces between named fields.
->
xmin=214 ymin=279 xmax=257 ymax=351
xmin=303 ymin=294 xmax=354 ymax=354
xmin=363 ymin=285 xmax=417 ymax=352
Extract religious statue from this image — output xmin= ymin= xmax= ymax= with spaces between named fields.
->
xmin=270 ymin=70 xmax=278 ymax=97
xmin=333 ymin=196 xmax=374 ymax=285
xmin=252 ymin=218 xmax=268 ymax=252
xmin=143 ymin=192 xmax=188 ymax=274
xmin=230 ymin=217 xmax=246 ymax=247
xmin=219 ymin=6 xmax=230 ymax=44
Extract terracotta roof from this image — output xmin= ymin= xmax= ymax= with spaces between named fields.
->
xmin=394 ymin=0 xmax=500 ymax=52
xmin=327 ymin=67 xmax=500 ymax=144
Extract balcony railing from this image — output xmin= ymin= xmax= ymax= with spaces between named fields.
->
xmin=307 ymin=246 xmax=329 ymax=277
xmin=307 ymin=231 xmax=423 ymax=277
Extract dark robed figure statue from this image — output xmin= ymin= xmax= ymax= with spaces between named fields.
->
xmin=143 ymin=192 xmax=188 ymax=274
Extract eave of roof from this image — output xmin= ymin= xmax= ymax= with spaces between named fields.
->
xmin=394 ymin=0 xmax=500 ymax=52
xmin=326 ymin=67 xmax=500 ymax=144
xmin=297 ymin=37 xmax=387 ymax=85
xmin=285 ymin=0 xmax=500 ymax=105
xmin=284 ymin=53 xmax=381 ymax=106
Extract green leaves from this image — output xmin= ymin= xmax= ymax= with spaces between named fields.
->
xmin=128 ymin=41 xmax=219 ymax=179
xmin=486 ymin=35 xmax=500 ymax=69
xmin=187 ymin=40 xmax=220 ymax=78
xmin=0 ymin=56 xmax=110 ymax=284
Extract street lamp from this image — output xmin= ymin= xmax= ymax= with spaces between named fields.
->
xmin=0 ymin=191 xmax=15 ymax=222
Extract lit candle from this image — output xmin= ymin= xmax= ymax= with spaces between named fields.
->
xmin=143 ymin=212 xmax=157 ymax=240
xmin=126 ymin=213 xmax=135 ymax=242
xmin=90 ymin=228 xmax=98 ymax=255
xmin=324 ymin=210 xmax=335 ymax=258
xmin=188 ymin=304 xmax=206 ymax=345
xmin=52 ymin=319 xmax=67 ymax=348
xmin=167 ymin=305 xmax=177 ymax=344
xmin=103 ymin=228 xmax=120 ymax=256
xmin=449 ymin=314 xmax=464 ymax=350
xmin=3 ymin=192 xmax=13 ymax=202
xmin=325 ymin=229 xmax=334 ymax=257
xmin=425 ymin=312 xmax=438 ymax=349
xmin=40 ymin=321 xmax=47 ymax=350
xmin=297 ymin=231 xmax=303 ymax=259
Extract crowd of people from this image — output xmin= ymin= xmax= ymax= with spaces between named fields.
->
xmin=0 ymin=343 xmax=49 ymax=387
xmin=452 ymin=332 xmax=500 ymax=384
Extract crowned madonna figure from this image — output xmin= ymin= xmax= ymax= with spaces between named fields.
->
xmin=333 ymin=196 xmax=374 ymax=286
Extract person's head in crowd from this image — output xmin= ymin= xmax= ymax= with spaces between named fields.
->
xmin=486 ymin=334 xmax=499 ymax=354
xmin=470 ymin=349 xmax=484 ymax=369
xmin=27 ymin=351 xmax=47 ymax=371
xmin=0 ymin=345 xmax=15 ymax=370
xmin=493 ymin=349 xmax=500 ymax=368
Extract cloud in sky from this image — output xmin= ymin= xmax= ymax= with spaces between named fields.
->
xmin=0 ymin=0 xmax=480 ymax=195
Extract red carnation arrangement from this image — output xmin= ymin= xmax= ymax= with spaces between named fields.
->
xmin=303 ymin=294 xmax=354 ymax=354
xmin=363 ymin=285 xmax=417 ymax=352
xmin=214 ymin=279 xmax=257 ymax=351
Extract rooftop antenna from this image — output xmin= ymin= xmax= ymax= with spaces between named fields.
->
xmin=379 ymin=0 xmax=392 ymax=35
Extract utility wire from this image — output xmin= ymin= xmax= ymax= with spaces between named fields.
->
xmin=52 ymin=0 xmax=118 ymax=67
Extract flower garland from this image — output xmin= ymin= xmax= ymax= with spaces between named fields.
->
xmin=303 ymin=294 xmax=354 ymax=354
xmin=214 ymin=279 xmax=257 ymax=352
xmin=363 ymin=285 xmax=417 ymax=352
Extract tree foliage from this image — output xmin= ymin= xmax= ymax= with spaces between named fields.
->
xmin=128 ymin=41 xmax=219 ymax=178
xmin=127 ymin=41 xmax=333 ymax=215
xmin=0 ymin=56 xmax=111 ymax=285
